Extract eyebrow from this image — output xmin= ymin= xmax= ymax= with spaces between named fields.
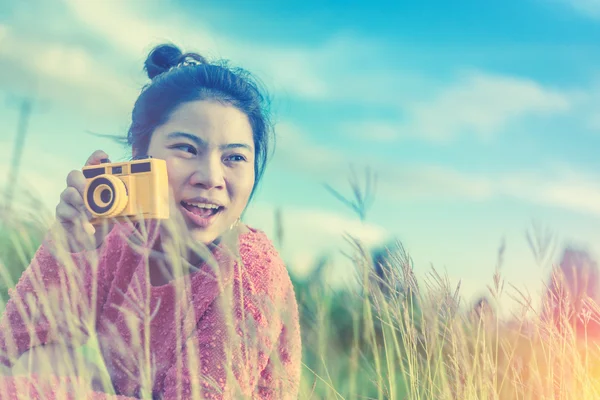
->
xmin=167 ymin=132 xmax=254 ymax=152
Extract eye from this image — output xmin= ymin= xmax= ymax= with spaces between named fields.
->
xmin=170 ymin=144 xmax=197 ymax=155
xmin=224 ymin=154 xmax=247 ymax=163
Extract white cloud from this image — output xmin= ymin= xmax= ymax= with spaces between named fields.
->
xmin=552 ymin=0 xmax=600 ymax=18
xmin=244 ymin=201 xmax=389 ymax=282
xmin=57 ymin=0 xmax=431 ymax=103
xmin=0 ymin=25 xmax=137 ymax=119
xmin=11 ymin=0 xmax=577 ymax=140
xmin=339 ymin=121 xmax=400 ymax=143
xmin=0 ymin=24 xmax=7 ymax=42
xmin=379 ymin=164 xmax=494 ymax=201
xmin=377 ymin=162 xmax=600 ymax=218
xmin=502 ymin=167 xmax=600 ymax=217
xmin=266 ymin=122 xmax=600 ymax=221
xmin=0 ymin=138 xmax=74 ymax=218
xmin=588 ymin=112 xmax=600 ymax=131
xmin=272 ymin=122 xmax=347 ymax=175
xmin=268 ymin=121 xmax=600 ymax=221
xmin=575 ymin=78 xmax=600 ymax=132
xmin=348 ymin=71 xmax=572 ymax=143
xmin=0 ymin=0 xmax=342 ymax=125
xmin=59 ymin=0 xmax=332 ymax=100
xmin=60 ymin=0 xmax=219 ymax=57
xmin=288 ymin=208 xmax=387 ymax=245
xmin=410 ymin=71 xmax=571 ymax=142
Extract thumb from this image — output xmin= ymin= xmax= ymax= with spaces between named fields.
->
xmin=84 ymin=221 xmax=96 ymax=236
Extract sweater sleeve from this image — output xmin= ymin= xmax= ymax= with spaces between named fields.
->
xmin=160 ymin=257 xmax=302 ymax=399
xmin=0 ymin=226 xmax=121 ymax=368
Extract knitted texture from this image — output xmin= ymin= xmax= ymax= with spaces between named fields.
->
xmin=0 ymin=223 xmax=301 ymax=399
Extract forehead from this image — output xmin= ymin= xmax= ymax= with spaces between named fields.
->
xmin=159 ymin=100 xmax=253 ymax=142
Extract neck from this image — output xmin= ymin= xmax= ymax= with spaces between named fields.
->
xmin=152 ymin=223 xmax=244 ymax=266
xmin=145 ymin=223 xmax=247 ymax=287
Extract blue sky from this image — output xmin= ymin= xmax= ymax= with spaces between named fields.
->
xmin=2 ymin=0 xmax=600 ymax=314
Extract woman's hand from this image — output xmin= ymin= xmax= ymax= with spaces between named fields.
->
xmin=53 ymin=150 xmax=114 ymax=252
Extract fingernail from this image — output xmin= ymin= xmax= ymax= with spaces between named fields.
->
xmin=85 ymin=223 xmax=96 ymax=235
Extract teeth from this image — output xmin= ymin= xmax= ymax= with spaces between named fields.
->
xmin=184 ymin=201 xmax=220 ymax=209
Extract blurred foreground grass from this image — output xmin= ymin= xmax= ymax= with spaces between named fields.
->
xmin=1 ymin=186 xmax=600 ymax=399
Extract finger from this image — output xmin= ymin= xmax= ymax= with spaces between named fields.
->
xmin=60 ymin=187 xmax=93 ymax=220
xmin=56 ymin=204 xmax=95 ymax=237
xmin=66 ymin=170 xmax=88 ymax=198
xmin=61 ymin=187 xmax=84 ymax=208
xmin=56 ymin=202 xmax=81 ymax=225
xmin=85 ymin=150 xmax=110 ymax=167
xmin=70 ymin=215 xmax=96 ymax=237
xmin=82 ymin=218 xmax=96 ymax=235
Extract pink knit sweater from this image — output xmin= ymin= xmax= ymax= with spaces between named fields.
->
xmin=0 ymin=222 xmax=302 ymax=399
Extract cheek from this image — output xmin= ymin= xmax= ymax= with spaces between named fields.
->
xmin=230 ymin=168 xmax=255 ymax=204
xmin=165 ymin=159 xmax=189 ymax=196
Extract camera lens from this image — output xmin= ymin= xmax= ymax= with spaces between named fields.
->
xmin=85 ymin=175 xmax=128 ymax=218
xmin=100 ymin=189 xmax=112 ymax=204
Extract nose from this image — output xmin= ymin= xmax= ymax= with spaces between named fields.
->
xmin=188 ymin=155 xmax=225 ymax=189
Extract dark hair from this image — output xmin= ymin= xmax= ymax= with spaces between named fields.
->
xmin=129 ymin=43 xmax=274 ymax=204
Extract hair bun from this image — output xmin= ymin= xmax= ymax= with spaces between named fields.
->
xmin=144 ymin=44 xmax=184 ymax=79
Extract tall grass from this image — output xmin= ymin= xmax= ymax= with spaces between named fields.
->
xmin=1 ymin=178 xmax=600 ymax=399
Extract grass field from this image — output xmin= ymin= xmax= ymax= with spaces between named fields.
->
xmin=1 ymin=185 xmax=600 ymax=399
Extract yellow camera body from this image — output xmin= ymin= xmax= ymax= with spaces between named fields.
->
xmin=82 ymin=157 xmax=169 ymax=225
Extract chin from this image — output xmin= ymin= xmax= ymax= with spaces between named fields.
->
xmin=189 ymin=229 xmax=220 ymax=245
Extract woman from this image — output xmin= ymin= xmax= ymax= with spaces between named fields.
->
xmin=0 ymin=43 xmax=302 ymax=399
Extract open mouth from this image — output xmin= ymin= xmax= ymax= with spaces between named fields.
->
xmin=180 ymin=201 xmax=224 ymax=217
xmin=180 ymin=201 xmax=225 ymax=228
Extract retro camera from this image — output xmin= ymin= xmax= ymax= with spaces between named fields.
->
xmin=82 ymin=157 xmax=169 ymax=225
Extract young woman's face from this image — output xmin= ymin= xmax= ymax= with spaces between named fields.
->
xmin=145 ymin=100 xmax=255 ymax=244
